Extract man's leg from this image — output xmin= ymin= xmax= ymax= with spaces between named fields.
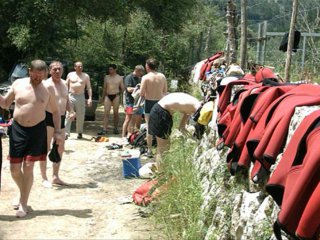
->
xmin=40 ymin=126 xmax=54 ymax=188
xmin=52 ymin=128 xmax=67 ymax=185
xmin=10 ymin=162 xmax=23 ymax=208
xmin=103 ymin=97 xmax=112 ymax=132
xmin=112 ymin=96 xmax=120 ymax=133
xmin=75 ymin=96 xmax=86 ymax=135
xmin=65 ymin=95 xmax=75 ymax=138
xmin=145 ymin=114 xmax=153 ymax=156
xmin=122 ymin=113 xmax=132 ymax=138
xmin=132 ymin=114 xmax=142 ymax=132
xmin=155 ymin=137 xmax=170 ymax=169
xmin=65 ymin=117 xmax=72 ymax=138
xmin=11 ymin=161 xmax=35 ymax=217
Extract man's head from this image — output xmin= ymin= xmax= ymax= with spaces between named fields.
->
xmin=74 ymin=61 xmax=83 ymax=73
xmin=108 ymin=64 xmax=117 ymax=75
xmin=134 ymin=65 xmax=145 ymax=77
xmin=49 ymin=61 xmax=63 ymax=81
xmin=29 ymin=59 xmax=48 ymax=83
xmin=145 ymin=58 xmax=158 ymax=72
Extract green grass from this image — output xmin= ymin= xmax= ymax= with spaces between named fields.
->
xmin=151 ymin=136 xmax=204 ymax=240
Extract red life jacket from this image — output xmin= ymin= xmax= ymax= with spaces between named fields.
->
xmin=266 ymin=110 xmax=320 ymax=205
xmin=251 ymin=94 xmax=320 ymax=183
xmin=245 ymin=84 xmax=320 ymax=182
xmin=227 ymin=85 xmax=296 ymax=173
xmin=199 ymin=52 xmax=224 ymax=81
xmin=272 ymin=126 xmax=320 ymax=239
xmin=218 ymin=79 xmax=257 ymax=115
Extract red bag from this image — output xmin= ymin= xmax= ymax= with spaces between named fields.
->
xmin=132 ymin=179 xmax=159 ymax=206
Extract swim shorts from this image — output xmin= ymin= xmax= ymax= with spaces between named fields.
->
xmin=126 ymin=104 xmax=144 ymax=115
xmin=8 ymin=120 xmax=47 ymax=163
xmin=148 ymin=103 xmax=173 ymax=139
xmin=144 ymin=100 xmax=158 ymax=114
xmin=45 ymin=111 xmax=66 ymax=129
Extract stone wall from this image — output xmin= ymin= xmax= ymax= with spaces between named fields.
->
xmin=193 ymin=106 xmax=320 ymax=239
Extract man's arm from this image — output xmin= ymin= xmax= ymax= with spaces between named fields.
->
xmin=119 ymin=76 xmax=124 ymax=93
xmin=140 ymin=77 xmax=146 ymax=97
xmin=178 ymin=113 xmax=190 ymax=133
xmin=86 ymin=76 xmax=92 ymax=107
xmin=0 ymin=86 xmax=15 ymax=109
xmin=125 ymin=75 xmax=135 ymax=93
xmin=101 ymin=76 xmax=107 ymax=103
xmin=163 ymin=77 xmax=168 ymax=95
xmin=65 ymin=73 xmax=71 ymax=92
xmin=47 ymin=86 xmax=62 ymax=145
xmin=66 ymin=95 xmax=76 ymax=120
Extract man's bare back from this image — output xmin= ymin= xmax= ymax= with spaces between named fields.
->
xmin=158 ymin=92 xmax=201 ymax=115
xmin=140 ymin=72 xmax=167 ymax=100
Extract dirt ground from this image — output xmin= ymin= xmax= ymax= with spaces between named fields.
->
xmin=0 ymin=106 xmax=162 ymax=239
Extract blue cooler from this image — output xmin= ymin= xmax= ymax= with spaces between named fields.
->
xmin=121 ymin=150 xmax=141 ymax=178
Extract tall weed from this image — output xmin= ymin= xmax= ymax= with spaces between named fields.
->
xmin=152 ymin=137 xmax=204 ymax=240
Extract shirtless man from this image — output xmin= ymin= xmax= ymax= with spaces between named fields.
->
xmin=40 ymin=61 xmax=75 ymax=187
xmin=0 ymin=59 xmax=62 ymax=218
xmin=99 ymin=64 xmax=124 ymax=135
xmin=65 ymin=61 xmax=92 ymax=139
xmin=148 ymin=92 xmax=201 ymax=167
xmin=140 ymin=58 xmax=167 ymax=157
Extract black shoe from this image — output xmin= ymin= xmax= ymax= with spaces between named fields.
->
xmin=65 ymin=134 xmax=69 ymax=140
xmin=113 ymin=128 xmax=119 ymax=134
xmin=77 ymin=133 xmax=83 ymax=139
xmin=97 ymin=130 xmax=107 ymax=135
xmin=146 ymin=151 xmax=153 ymax=158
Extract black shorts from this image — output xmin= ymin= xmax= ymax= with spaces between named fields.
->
xmin=148 ymin=103 xmax=173 ymax=139
xmin=8 ymin=120 xmax=47 ymax=163
xmin=46 ymin=111 xmax=66 ymax=129
xmin=144 ymin=99 xmax=158 ymax=114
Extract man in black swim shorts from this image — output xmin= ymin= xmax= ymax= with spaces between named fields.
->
xmin=0 ymin=59 xmax=62 ymax=218
xmin=99 ymin=64 xmax=124 ymax=135
xmin=148 ymin=92 xmax=201 ymax=167
xmin=140 ymin=58 xmax=167 ymax=157
xmin=41 ymin=61 xmax=74 ymax=187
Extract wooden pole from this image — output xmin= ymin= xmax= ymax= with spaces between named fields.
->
xmin=226 ymin=0 xmax=237 ymax=64
xmin=284 ymin=0 xmax=299 ymax=82
xmin=240 ymin=0 xmax=247 ymax=69
xmin=256 ymin=23 xmax=262 ymax=64
xmin=301 ymin=35 xmax=307 ymax=70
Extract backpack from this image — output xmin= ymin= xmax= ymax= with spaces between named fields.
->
xmin=128 ymin=129 xmax=157 ymax=154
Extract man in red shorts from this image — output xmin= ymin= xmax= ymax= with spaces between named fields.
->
xmin=121 ymin=65 xmax=145 ymax=139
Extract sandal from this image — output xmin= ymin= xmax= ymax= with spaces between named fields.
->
xmin=106 ymin=143 xmax=123 ymax=150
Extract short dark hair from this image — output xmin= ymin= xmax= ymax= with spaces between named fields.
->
xmin=49 ymin=61 xmax=63 ymax=70
xmin=109 ymin=64 xmax=117 ymax=69
xmin=146 ymin=58 xmax=158 ymax=70
xmin=30 ymin=59 xmax=47 ymax=71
